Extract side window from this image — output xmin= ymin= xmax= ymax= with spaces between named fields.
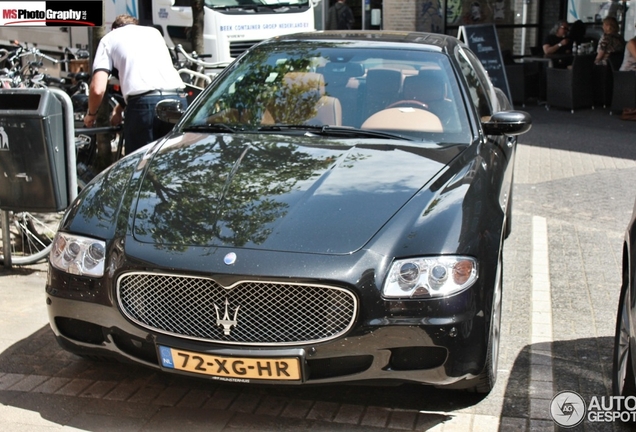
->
xmin=455 ymin=47 xmax=495 ymax=119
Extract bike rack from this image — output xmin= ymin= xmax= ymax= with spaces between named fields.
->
xmin=75 ymin=124 xmax=124 ymax=160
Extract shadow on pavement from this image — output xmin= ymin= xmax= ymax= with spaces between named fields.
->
xmin=0 ymin=264 xmax=47 ymax=277
xmin=0 ymin=325 xmax=490 ymax=430
xmin=519 ymin=104 xmax=636 ymax=161
xmin=500 ymin=337 xmax=633 ymax=432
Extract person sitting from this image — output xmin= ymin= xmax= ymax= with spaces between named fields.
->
xmin=543 ymin=20 xmax=572 ymax=56
xmin=543 ymin=20 xmax=573 ymax=68
xmin=620 ymin=32 xmax=636 ymax=71
xmin=569 ymin=20 xmax=587 ymax=47
xmin=595 ymin=17 xmax=625 ymax=65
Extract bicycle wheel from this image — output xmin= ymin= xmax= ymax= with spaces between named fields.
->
xmin=0 ymin=210 xmax=63 ymax=265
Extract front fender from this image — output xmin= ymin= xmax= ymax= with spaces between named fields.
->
xmin=374 ymin=141 xmax=508 ymax=261
xmin=61 ymin=151 xmax=145 ymax=240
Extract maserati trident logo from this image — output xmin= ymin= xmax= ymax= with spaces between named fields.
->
xmin=214 ymin=298 xmax=240 ymax=335
xmin=224 ymin=252 xmax=237 ymax=265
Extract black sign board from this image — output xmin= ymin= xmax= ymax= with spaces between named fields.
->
xmin=458 ymin=24 xmax=512 ymax=103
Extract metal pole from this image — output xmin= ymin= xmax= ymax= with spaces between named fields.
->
xmin=2 ymin=210 xmax=11 ymax=268
xmin=521 ymin=1 xmax=529 ymax=56
xmin=48 ymin=87 xmax=78 ymax=203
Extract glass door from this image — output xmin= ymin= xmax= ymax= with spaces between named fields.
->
xmin=320 ymin=0 xmax=383 ymax=30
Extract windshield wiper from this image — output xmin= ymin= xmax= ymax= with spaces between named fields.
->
xmin=257 ymin=124 xmax=414 ymax=141
xmin=182 ymin=123 xmax=237 ymax=133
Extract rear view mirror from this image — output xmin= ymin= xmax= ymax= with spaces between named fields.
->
xmin=482 ymin=110 xmax=532 ymax=136
xmin=155 ymin=99 xmax=185 ymax=124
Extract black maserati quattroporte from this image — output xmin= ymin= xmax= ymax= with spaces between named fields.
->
xmin=46 ymin=31 xmax=531 ymax=393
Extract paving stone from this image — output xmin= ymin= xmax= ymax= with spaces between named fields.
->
xmin=360 ymin=406 xmax=390 ymax=428
xmin=306 ymin=401 xmax=339 ymax=421
xmin=54 ymin=378 xmax=93 ymax=396
xmin=332 ymin=403 xmax=364 ymax=425
xmin=6 ymin=374 xmax=48 ymax=392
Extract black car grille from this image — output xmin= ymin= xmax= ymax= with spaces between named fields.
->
xmin=229 ymin=40 xmax=261 ymax=58
xmin=117 ymin=272 xmax=357 ymax=346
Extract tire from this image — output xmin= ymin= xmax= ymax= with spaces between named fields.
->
xmin=612 ymin=282 xmax=636 ymax=398
xmin=472 ymin=251 xmax=503 ymax=393
xmin=0 ymin=210 xmax=62 ymax=265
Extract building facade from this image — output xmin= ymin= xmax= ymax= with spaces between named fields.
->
xmin=316 ymin=0 xmax=635 ymax=58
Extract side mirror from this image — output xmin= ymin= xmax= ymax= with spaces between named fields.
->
xmin=482 ymin=110 xmax=532 ymax=136
xmin=155 ymin=99 xmax=185 ymax=124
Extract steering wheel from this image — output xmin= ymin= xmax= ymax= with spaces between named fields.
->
xmin=386 ymin=100 xmax=429 ymax=110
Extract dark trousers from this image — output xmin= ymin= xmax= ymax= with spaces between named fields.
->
xmin=124 ymin=94 xmax=188 ymax=154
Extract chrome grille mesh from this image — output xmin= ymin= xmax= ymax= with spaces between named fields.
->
xmin=117 ymin=272 xmax=357 ymax=346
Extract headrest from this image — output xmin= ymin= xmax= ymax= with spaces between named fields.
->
xmin=366 ymin=68 xmax=403 ymax=93
xmin=344 ymin=63 xmax=364 ymax=77
xmin=403 ymin=71 xmax=446 ymax=101
xmin=322 ymin=62 xmax=365 ymax=87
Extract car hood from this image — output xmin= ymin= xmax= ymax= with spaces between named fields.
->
xmin=132 ymin=133 xmax=464 ymax=254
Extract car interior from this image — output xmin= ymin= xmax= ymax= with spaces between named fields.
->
xmin=194 ymin=48 xmax=469 ymax=142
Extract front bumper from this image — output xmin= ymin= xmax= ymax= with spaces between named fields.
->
xmin=46 ymin=286 xmax=489 ymax=388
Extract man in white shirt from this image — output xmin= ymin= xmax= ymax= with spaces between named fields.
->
xmin=84 ymin=14 xmax=187 ymax=154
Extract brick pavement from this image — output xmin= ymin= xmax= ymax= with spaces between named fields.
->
xmin=0 ymin=105 xmax=635 ymax=431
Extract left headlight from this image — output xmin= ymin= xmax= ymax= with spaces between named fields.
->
xmin=50 ymin=233 xmax=106 ymax=278
xmin=383 ymin=256 xmax=478 ymax=299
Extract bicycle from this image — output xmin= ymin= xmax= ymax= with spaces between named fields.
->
xmin=0 ymin=210 xmax=64 ymax=265
xmin=169 ymin=44 xmax=229 ymax=102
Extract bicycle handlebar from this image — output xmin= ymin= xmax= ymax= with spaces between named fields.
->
xmin=75 ymin=125 xmax=123 ymax=136
xmin=174 ymin=44 xmax=231 ymax=69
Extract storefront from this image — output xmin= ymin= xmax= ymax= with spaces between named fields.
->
xmin=315 ymin=0 xmax=536 ymax=55
xmin=315 ymin=0 xmax=384 ymax=30
xmin=314 ymin=1 xmax=634 ymax=56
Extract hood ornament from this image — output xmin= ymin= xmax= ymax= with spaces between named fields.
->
xmin=214 ymin=298 xmax=240 ymax=335
xmin=224 ymin=252 xmax=237 ymax=265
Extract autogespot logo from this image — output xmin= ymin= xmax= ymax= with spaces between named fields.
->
xmin=550 ymin=390 xmax=586 ymax=428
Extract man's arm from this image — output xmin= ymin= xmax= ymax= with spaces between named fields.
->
xmin=627 ymin=39 xmax=636 ymax=62
xmin=84 ymin=70 xmax=109 ymax=127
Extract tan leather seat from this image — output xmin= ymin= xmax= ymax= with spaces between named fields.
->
xmin=361 ymin=107 xmax=443 ymax=133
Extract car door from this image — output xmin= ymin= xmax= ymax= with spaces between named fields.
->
xmin=455 ymin=45 xmax=517 ymax=223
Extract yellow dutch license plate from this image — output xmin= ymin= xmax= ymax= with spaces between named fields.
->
xmin=158 ymin=346 xmax=301 ymax=381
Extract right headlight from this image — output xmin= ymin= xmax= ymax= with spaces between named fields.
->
xmin=383 ymin=256 xmax=478 ymax=299
xmin=50 ymin=232 xmax=106 ymax=278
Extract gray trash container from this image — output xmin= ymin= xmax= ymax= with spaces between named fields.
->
xmin=0 ymin=89 xmax=68 ymax=212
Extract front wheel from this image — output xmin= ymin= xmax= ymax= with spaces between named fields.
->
xmin=472 ymin=252 xmax=503 ymax=393
xmin=613 ymin=282 xmax=636 ymax=398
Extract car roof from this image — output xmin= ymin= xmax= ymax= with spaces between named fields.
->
xmin=268 ymin=31 xmax=461 ymax=54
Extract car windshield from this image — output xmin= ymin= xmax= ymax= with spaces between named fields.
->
xmin=181 ymin=40 xmax=471 ymax=143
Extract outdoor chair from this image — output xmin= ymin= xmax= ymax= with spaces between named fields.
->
xmin=593 ymin=51 xmax=623 ymax=108
xmin=505 ymin=61 xmax=541 ymax=107
xmin=546 ymin=54 xmax=595 ymax=113
xmin=610 ymin=70 xmax=636 ymax=115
